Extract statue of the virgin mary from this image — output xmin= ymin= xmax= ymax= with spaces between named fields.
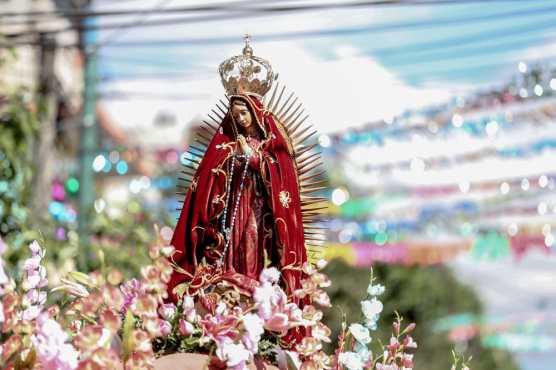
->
xmin=167 ymin=37 xmax=326 ymax=305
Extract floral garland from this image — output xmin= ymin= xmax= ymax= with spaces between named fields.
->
xmin=0 ymin=233 xmax=470 ymax=370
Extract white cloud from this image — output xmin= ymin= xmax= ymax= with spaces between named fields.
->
xmin=101 ymin=41 xmax=450 ymax=147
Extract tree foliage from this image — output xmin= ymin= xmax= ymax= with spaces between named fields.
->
xmin=0 ymin=91 xmax=37 ymax=237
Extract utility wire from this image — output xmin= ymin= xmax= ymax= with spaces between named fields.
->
xmin=402 ymin=53 xmax=556 ymax=81
xmin=0 ymin=0 xmax=549 ymax=20
xmin=370 ymin=18 xmax=556 ymax=57
xmin=5 ymin=1 xmax=556 ymax=40
xmin=93 ymin=16 xmax=556 ymax=63
xmin=96 ymin=39 xmax=556 ymax=84
xmin=92 ymin=0 xmax=174 ymax=52
xmin=391 ymin=36 xmax=556 ymax=70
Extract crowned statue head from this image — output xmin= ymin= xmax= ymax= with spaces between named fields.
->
xmin=218 ymin=35 xmax=276 ymax=98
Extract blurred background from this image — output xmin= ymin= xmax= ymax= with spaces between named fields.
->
xmin=1 ymin=1 xmax=556 ymax=369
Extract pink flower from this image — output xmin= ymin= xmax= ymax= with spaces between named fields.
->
xmin=120 ymin=278 xmax=144 ymax=312
xmin=263 ymin=312 xmax=290 ymax=333
xmin=159 ymin=320 xmax=172 ymax=336
xmin=24 ymin=255 xmax=42 ymax=271
xmin=401 ymin=353 xmax=414 ymax=368
xmin=376 ymin=364 xmax=399 ymax=370
xmin=312 ymin=289 xmax=331 ymax=307
xmin=31 ymin=313 xmax=78 ymax=370
xmin=388 ymin=336 xmax=400 ymax=351
xmin=179 ymin=319 xmax=194 ymax=336
xmin=296 ymin=337 xmax=322 ymax=357
xmin=403 ymin=335 xmax=417 ymax=349
xmin=312 ymin=322 xmax=331 ymax=343
xmin=254 ymin=281 xmax=303 ymax=333
xmin=200 ymin=310 xmax=241 ymax=345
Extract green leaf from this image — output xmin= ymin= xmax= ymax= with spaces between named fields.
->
xmin=122 ymin=309 xmax=135 ymax=361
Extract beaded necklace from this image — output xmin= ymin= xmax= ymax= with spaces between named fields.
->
xmin=218 ymin=150 xmax=250 ymax=267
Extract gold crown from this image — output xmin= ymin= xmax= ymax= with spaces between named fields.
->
xmin=218 ymin=35 xmax=276 ymax=97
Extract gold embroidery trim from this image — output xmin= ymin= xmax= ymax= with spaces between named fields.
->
xmin=279 ymin=190 xmax=291 ymax=208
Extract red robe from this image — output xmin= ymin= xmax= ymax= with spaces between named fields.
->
xmin=167 ymin=94 xmax=307 ymax=306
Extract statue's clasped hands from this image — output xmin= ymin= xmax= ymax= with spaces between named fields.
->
xmin=236 ymin=134 xmax=253 ymax=158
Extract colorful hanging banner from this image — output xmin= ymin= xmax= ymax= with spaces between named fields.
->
xmin=323 ymin=239 xmax=472 ymax=266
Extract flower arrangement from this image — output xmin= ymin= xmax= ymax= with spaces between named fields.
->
xmin=0 ymin=232 xmax=468 ymax=370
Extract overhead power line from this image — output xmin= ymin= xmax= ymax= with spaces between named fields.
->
xmin=4 ymin=2 xmax=556 ymax=49
xmin=390 ymin=34 xmax=556 ymax=69
xmin=93 ymin=0 xmax=175 ymax=51
xmin=0 ymin=0 xmax=548 ymax=20
xmin=97 ymin=16 xmax=556 ymax=71
xmin=5 ymin=1 xmax=556 ymax=41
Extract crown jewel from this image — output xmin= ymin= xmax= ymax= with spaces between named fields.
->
xmin=218 ymin=35 xmax=275 ymax=97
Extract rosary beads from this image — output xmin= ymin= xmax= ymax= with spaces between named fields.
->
xmin=218 ymin=152 xmax=250 ymax=267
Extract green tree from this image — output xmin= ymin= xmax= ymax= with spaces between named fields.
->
xmin=0 ymin=91 xmax=37 ymax=237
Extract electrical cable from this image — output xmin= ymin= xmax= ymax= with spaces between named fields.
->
xmin=0 ymin=0 xmax=549 ymax=20
xmin=5 ymin=1 xmax=556 ymax=41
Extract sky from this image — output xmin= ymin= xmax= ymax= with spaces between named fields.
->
xmin=93 ymin=0 xmax=556 ymax=148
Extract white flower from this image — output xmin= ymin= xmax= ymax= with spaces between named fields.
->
xmin=22 ymin=305 xmax=41 ymax=321
xmin=96 ymin=328 xmax=112 ymax=348
xmin=367 ymin=284 xmax=385 ymax=296
xmin=0 ymin=265 xmax=7 ymax=286
xmin=361 ymin=298 xmax=383 ymax=320
xmin=182 ymin=295 xmax=194 ymax=311
xmin=253 ymin=283 xmax=278 ymax=319
xmin=31 ymin=314 xmax=78 ymax=370
xmin=158 ymin=303 xmax=176 ymax=320
xmin=259 ymin=267 xmax=280 ymax=284
xmin=23 ymin=290 xmax=46 ymax=307
xmin=29 ymin=241 xmax=45 ymax=258
xmin=185 ymin=308 xmax=198 ymax=323
xmin=242 ymin=313 xmax=264 ymax=342
xmin=364 ymin=318 xmax=378 ymax=331
xmin=316 ymin=259 xmax=328 ymax=270
xmin=276 ymin=349 xmax=302 ymax=370
xmin=215 ymin=302 xmax=227 ymax=316
xmin=339 ymin=351 xmax=364 ymax=370
xmin=354 ymin=342 xmax=371 ymax=363
xmin=216 ymin=340 xmax=251 ymax=368
xmin=349 ymin=323 xmax=371 ymax=344
xmin=241 ymin=313 xmax=264 ymax=353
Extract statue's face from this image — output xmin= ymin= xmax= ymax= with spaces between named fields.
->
xmin=231 ymin=103 xmax=253 ymax=131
